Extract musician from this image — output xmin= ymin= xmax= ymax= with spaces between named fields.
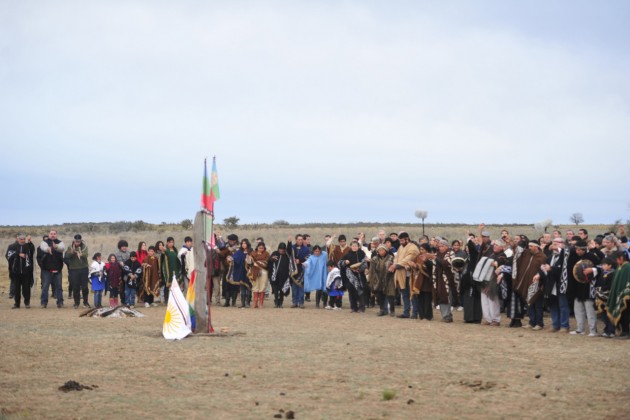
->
xmin=513 ymin=239 xmax=546 ymax=330
xmin=567 ymin=240 xmax=601 ymax=336
xmin=64 ymin=234 xmax=90 ymax=309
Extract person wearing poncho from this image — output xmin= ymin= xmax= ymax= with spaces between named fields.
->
xmin=432 ymin=239 xmax=455 ymax=322
xmin=369 ymin=245 xmax=395 ymax=316
xmin=513 ymin=240 xmax=547 ymax=329
xmin=268 ymin=243 xmax=292 ymax=308
xmin=390 ymin=232 xmax=420 ymax=318
xmin=339 ymin=240 xmax=368 ymax=313
xmin=607 ymin=251 xmax=630 ymax=338
xmin=247 ymin=242 xmax=270 ymax=308
xmin=303 ymin=246 xmax=328 ymax=308
xmin=410 ymin=243 xmax=434 ymax=320
xmin=229 ymin=239 xmax=253 ymax=308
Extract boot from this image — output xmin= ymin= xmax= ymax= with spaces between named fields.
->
xmin=259 ymin=292 xmax=265 ymax=308
xmin=245 ymin=290 xmax=251 ymax=308
xmin=240 ymin=292 xmax=246 ymax=308
xmin=223 ymin=296 xmax=230 ymax=307
xmin=253 ymin=292 xmax=259 ymax=308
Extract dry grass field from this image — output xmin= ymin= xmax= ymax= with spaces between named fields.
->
xmin=1 ymin=224 xmax=628 ymax=419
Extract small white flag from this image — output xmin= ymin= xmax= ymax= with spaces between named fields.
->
xmin=163 ymin=277 xmax=192 ymax=340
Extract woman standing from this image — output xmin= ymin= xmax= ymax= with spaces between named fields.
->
xmin=339 ymin=240 xmax=368 ymax=313
xmin=248 ymin=242 xmax=270 ymax=308
xmin=229 ymin=239 xmax=253 ymax=308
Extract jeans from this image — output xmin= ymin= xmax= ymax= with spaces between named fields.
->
xmin=549 ymin=294 xmax=570 ymax=330
xmin=411 ymin=294 xmax=419 ymax=318
xmin=401 ymin=277 xmax=411 ymax=316
xmin=574 ymin=298 xmax=597 ymax=334
xmin=94 ymin=290 xmax=103 ymax=307
xmin=41 ymin=270 xmax=63 ymax=306
xmin=528 ymin=297 xmax=544 ymax=327
xmin=291 ymin=283 xmax=304 ymax=306
xmin=439 ymin=304 xmax=452 ymax=321
xmin=125 ymin=287 xmax=136 ymax=306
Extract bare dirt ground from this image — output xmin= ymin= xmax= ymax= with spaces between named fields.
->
xmin=1 ymin=288 xmax=629 ymax=419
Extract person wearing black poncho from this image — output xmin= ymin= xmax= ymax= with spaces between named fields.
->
xmin=339 ymin=240 xmax=368 ymax=313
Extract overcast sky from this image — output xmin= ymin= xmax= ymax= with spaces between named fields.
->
xmin=1 ymin=0 xmax=629 ymax=226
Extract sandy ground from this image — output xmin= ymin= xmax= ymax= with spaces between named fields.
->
xmin=1 ymin=290 xmax=629 ymax=419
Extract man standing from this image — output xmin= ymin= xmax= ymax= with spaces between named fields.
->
xmin=65 ymin=234 xmax=90 ymax=309
xmin=389 ymin=232 xmax=420 ymax=319
xmin=6 ymin=234 xmax=35 ymax=309
xmin=431 ymin=239 xmax=456 ymax=322
xmin=289 ymin=234 xmax=310 ymax=308
xmin=542 ymin=237 xmax=571 ymax=332
xmin=39 ymin=229 xmax=66 ymax=308
xmin=178 ymin=236 xmax=195 ymax=292
xmin=514 ymin=240 xmax=548 ymax=330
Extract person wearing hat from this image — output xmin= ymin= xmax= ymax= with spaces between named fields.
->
xmin=469 ymin=238 xmax=509 ymax=326
xmin=567 ymin=240 xmax=601 ymax=336
xmin=513 ymin=240 xmax=548 ymax=330
xmin=541 ymin=237 xmax=571 ymax=332
xmin=64 ymin=234 xmax=90 ymax=309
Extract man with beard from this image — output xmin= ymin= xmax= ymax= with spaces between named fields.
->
xmin=6 ymin=234 xmax=35 ymax=309
xmin=388 ymin=232 xmax=419 ymax=319
xmin=39 ymin=229 xmax=66 ymax=308
xmin=541 ymin=237 xmax=571 ymax=332
xmin=431 ymin=239 xmax=456 ymax=322
xmin=64 ymin=234 xmax=90 ymax=309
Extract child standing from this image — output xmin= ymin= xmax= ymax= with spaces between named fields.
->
xmin=105 ymin=253 xmax=122 ymax=307
xmin=325 ymin=261 xmax=344 ymax=310
xmin=89 ymin=253 xmax=106 ymax=308
xmin=123 ymin=251 xmax=142 ymax=309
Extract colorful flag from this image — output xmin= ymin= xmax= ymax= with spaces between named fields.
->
xmin=201 ymin=157 xmax=221 ymax=211
xmin=185 ymin=270 xmax=197 ymax=331
xmin=210 ymin=157 xmax=220 ymax=205
xmin=163 ymin=277 xmax=192 ymax=340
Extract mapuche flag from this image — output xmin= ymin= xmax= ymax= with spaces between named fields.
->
xmin=201 ymin=157 xmax=220 ymax=211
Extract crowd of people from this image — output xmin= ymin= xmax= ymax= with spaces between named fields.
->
xmin=5 ymin=225 xmax=630 ymax=339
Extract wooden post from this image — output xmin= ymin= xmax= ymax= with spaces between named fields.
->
xmin=192 ymin=211 xmax=208 ymax=333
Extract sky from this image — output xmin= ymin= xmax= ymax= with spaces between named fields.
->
xmin=1 ymin=0 xmax=629 ymax=226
